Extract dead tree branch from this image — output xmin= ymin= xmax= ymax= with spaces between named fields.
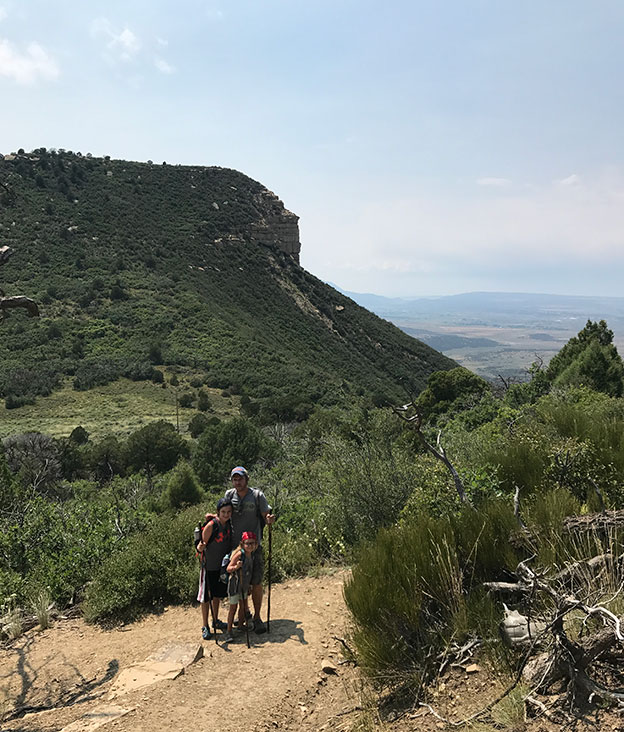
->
xmin=486 ymin=558 xmax=624 ymax=704
xmin=392 ymin=402 xmax=470 ymax=505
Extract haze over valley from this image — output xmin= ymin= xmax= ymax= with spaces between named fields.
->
xmin=339 ymin=288 xmax=624 ymax=381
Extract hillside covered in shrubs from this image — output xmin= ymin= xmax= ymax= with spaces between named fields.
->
xmin=0 ymin=148 xmax=455 ymax=423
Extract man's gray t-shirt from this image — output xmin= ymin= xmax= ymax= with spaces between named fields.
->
xmin=224 ymin=487 xmax=270 ymax=546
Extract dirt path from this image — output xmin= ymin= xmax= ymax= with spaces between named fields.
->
xmin=1 ymin=571 xmax=362 ymax=732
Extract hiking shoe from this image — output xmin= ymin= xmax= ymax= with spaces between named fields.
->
xmin=212 ymin=619 xmax=228 ymax=631
xmin=254 ymin=619 xmax=267 ymax=634
xmin=201 ymin=626 xmax=211 ymax=640
xmin=233 ymin=611 xmax=251 ymax=628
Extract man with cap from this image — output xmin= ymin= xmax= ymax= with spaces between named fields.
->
xmin=224 ymin=466 xmax=275 ymax=633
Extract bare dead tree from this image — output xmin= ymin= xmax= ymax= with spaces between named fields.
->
xmin=392 ymin=401 xmax=470 ymax=505
xmin=0 ymin=245 xmax=39 ymax=320
xmin=484 ymin=558 xmax=624 ymax=707
xmin=513 ymin=484 xmax=526 ymax=528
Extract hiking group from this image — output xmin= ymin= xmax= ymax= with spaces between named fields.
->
xmin=195 ymin=465 xmax=275 ymax=644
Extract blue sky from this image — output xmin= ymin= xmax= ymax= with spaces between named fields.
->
xmin=1 ymin=0 xmax=624 ymax=297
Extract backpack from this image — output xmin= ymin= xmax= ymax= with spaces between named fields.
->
xmin=219 ymin=552 xmax=231 ymax=583
xmin=194 ymin=516 xmax=220 ymax=553
xmin=224 ymin=487 xmax=268 ymax=535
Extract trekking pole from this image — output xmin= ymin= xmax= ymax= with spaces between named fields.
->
xmin=267 ymin=482 xmax=279 ymax=634
xmin=239 ymin=567 xmax=250 ymax=648
xmin=267 ymin=522 xmax=272 ymax=634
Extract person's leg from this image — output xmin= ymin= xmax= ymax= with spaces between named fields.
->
xmin=201 ymin=601 xmax=210 ymax=627
xmin=211 ymin=597 xmax=220 ymax=624
xmin=227 ymin=599 xmax=237 ymax=633
xmin=251 ymin=583 xmax=263 ymax=619
xmin=250 ymin=548 xmax=265 ymax=621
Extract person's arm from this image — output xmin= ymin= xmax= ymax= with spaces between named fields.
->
xmin=258 ymin=491 xmax=276 ymax=525
xmin=227 ymin=549 xmax=242 ymax=573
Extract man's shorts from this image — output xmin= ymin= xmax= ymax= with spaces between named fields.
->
xmin=251 ymin=546 xmax=264 ymax=585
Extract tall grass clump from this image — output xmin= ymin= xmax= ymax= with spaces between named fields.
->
xmin=345 ymin=484 xmax=624 ymax=695
xmin=29 ymin=587 xmax=55 ymax=629
xmin=344 ymin=501 xmax=519 ymax=688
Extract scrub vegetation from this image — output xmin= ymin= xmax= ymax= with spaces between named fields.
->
xmin=0 ymin=149 xmax=454 ymax=425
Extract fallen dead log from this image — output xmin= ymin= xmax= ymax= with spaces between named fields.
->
xmin=564 ymin=510 xmax=624 ymax=532
xmin=0 ymin=245 xmax=39 ymax=319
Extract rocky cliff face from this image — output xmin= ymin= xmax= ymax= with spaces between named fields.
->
xmin=249 ymin=190 xmax=301 ymax=263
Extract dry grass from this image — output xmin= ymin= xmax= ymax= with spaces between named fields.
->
xmin=0 ymin=375 xmax=240 ymax=439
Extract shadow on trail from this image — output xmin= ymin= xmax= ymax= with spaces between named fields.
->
xmin=211 ymin=617 xmax=306 ymax=651
xmin=253 ymin=618 xmax=307 ymax=645
xmin=1 ymin=636 xmax=119 ymax=725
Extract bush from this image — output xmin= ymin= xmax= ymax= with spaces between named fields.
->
xmin=178 ymin=392 xmax=194 ymax=408
xmin=124 ymin=420 xmax=190 ymax=483
xmin=197 ymin=390 xmax=211 ymax=412
xmin=192 ymin=417 xmax=274 ymax=486
xmin=188 ymin=413 xmax=210 ymax=438
xmin=84 ymin=507 xmax=200 ymax=622
xmin=165 ymin=462 xmax=202 ymax=509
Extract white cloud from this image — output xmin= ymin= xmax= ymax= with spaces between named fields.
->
xmin=156 ymin=37 xmax=168 ymax=47
xmin=476 ymin=177 xmax=511 ymax=187
xmin=0 ymin=7 xmax=7 ymax=23
xmin=0 ymin=38 xmax=59 ymax=84
xmin=154 ymin=57 xmax=174 ymax=74
xmin=90 ymin=18 xmax=141 ymax=62
xmin=558 ymin=173 xmax=581 ymax=187
xmin=113 ymin=28 xmax=141 ymax=60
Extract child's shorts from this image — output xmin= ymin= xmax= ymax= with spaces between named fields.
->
xmin=228 ymin=591 xmax=248 ymax=605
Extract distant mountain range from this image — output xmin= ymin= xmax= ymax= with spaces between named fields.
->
xmin=333 ymin=289 xmax=624 ymax=328
xmin=333 ymin=288 xmax=624 ymax=380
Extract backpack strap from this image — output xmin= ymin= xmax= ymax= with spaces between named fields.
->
xmin=204 ymin=517 xmax=220 ymax=545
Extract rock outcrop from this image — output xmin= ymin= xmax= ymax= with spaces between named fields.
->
xmin=249 ymin=190 xmax=301 ymax=262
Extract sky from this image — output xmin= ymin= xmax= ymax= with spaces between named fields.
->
xmin=1 ymin=0 xmax=624 ymax=298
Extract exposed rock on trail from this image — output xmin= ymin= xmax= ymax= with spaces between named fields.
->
xmin=1 ymin=571 xmax=358 ymax=732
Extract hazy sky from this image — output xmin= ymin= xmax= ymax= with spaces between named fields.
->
xmin=1 ymin=1 xmax=624 ymax=297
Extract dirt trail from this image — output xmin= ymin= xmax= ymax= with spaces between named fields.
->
xmin=1 ymin=571 xmax=362 ymax=732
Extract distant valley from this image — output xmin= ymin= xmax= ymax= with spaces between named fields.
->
xmin=336 ymin=289 xmax=624 ymax=381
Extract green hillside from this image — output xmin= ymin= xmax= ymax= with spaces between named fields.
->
xmin=0 ymin=148 xmax=455 ymax=424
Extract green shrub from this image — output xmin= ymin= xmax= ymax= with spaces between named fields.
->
xmin=84 ymin=507 xmax=199 ymax=622
xmin=344 ymin=498 xmax=522 ymax=688
xmin=165 ymin=461 xmax=202 ymax=509
xmin=192 ymin=416 xmax=275 ymax=486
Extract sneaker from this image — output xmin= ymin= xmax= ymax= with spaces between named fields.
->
xmin=223 ymin=632 xmax=235 ymax=643
xmin=201 ymin=626 xmax=211 ymax=640
xmin=254 ymin=618 xmax=267 ymax=634
xmin=233 ymin=611 xmax=252 ymax=627
xmin=246 ymin=618 xmax=255 ymax=632
xmin=212 ymin=619 xmax=228 ymax=631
